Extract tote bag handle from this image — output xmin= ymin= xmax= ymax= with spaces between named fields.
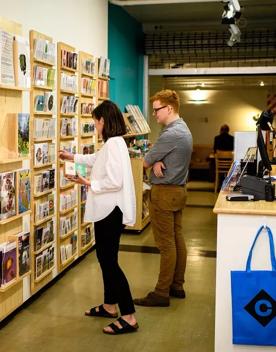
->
xmin=246 ymin=225 xmax=276 ymax=272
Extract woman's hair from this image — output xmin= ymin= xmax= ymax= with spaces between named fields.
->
xmin=92 ymin=100 xmax=126 ymax=142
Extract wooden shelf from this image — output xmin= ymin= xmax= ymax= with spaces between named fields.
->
xmin=0 ymin=157 xmax=24 ymax=165
xmin=0 ymin=84 xmax=29 ymax=91
xmin=34 ymin=189 xmax=54 ymax=198
xmin=60 ymin=135 xmax=76 ymax=140
xmin=34 ymin=112 xmax=53 ymax=116
xmin=34 ymin=162 xmax=55 ymax=170
xmin=0 ymin=212 xmax=31 ymax=226
xmin=98 ymin=76 xmax=109 ymax=81
xmin=61 ymin=89 xmax=77 ymax=95
xmin=81 ymin=71 xmax=96 ymax=78
xmin=34 ymin=267 xmax=54 ymax=283
xmin=34 ymin=138 xmax=54 ymax=143
xmin=80 ymin=134 xmax=95 ymax=138
xmin=34 ymin=215 xmax=54 ymax=227
xmin=80 ymin=241 xmax=94 ymax=253
xmin=80 ymin=92 xmax=94 ymax=98
xmin=60 ymin=227 xmax=78 ymax=241
xmin=0 ymin=278 xmax=19 ymax=292
xmin=33 ymin=57 xmax=54 ymax=67
xmin=60 ymin=183 xmax=75 ymax=191
xmin=98 ymin=96 xmax=108 ymax=101
xmin=61 ymin=65 xmax=77 ymax=74
xmin=60 ymin=255 xmax=76 ymax=268
xmin=59 ymin=205 xmax=77 ymax=216
xmin=124 ymin=132 xmax=148 ymax=138
xmin=34 ymin=241 xmax=55 ymax=255
xmin=60 ymin=113 xmax=76 ymax=117
xmin=81 ymin=114 xmax=92 ymax=118
xmin=81 ymin=222 xmax=91 ymax=228
xmin=33 ymin=85 xmax=54 ymax=91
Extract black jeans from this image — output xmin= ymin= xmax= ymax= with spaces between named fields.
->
xmin=94 ymin=206 xmax=135 ymax=316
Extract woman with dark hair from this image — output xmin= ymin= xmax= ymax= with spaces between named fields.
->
xmin=59 ymin=100 xmax=138 ymax=335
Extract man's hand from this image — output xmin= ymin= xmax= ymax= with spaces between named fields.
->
xmin=153 ymin=161 xmax=166 ymax=178
xmin=59 ymin=150 xmax=74 ymax=161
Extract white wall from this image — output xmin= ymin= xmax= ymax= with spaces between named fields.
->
xmin=149 ymin=76 xmax=269 ymax=146
xmin=0 ymin=0 xmax=108 ymax=57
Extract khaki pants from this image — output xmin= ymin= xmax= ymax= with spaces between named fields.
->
xmin=149 ymin=184 xmax=187 ymax=297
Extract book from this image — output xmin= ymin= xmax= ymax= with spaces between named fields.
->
xmin=64 ymin=161 xmax=87 ymax=177
xmin=60 ymin=209 xmax=77 ymax=236
xmin=34 ymin=143 xmax=55 ymax=167
xmin=35 ymin=95 xmax=45 ymax=112
xmin=81 ymin=143 xmax=95 ymax=154
xmin=18 ymin=169 xmax=31 ymax=214
xmin=60 ymin=95 xmax=78 ymax=114
xmin=34 ymin=169 xmax=55 ymax=195
xmin=59 ymin=189 xmax=77 ymax=212
xmin=60 ymin=118 xmax=77 ymax=137
xmin=18 ymin=113 xmax=30 ymax=157
xmin=81 ymin=122 xmax=95 ymax=135
xmin=13 ymin=36 xmax=31 ymax=88
xmin=35 ymin=244 xmax=54 ymax=279
xmin=34 ymin=118 xmax=55 ymax=139
xmin=35 ymin=219 xmax=54 ymax=251
xmin=0 ymin=30 xmax=15 ymax=85
xmin=44 ymin=92 xmax=54 ymax=112
xmin=0 ymin=172 xmax=16 ymax=220
xmin=1 ymin=241 xmax=17 ymax=285
xmin=35 ymin=193 xmax=55 ymax=222
xmin=60 ymin=73 xmax=77 ymax=93
xmin=33 ymin=39 xmax=55 ymax=64
xmin=81 ymin=224 xmax=94 ymax=247
xmin=82 ymin=57 xmax=96 ymax=75
xmin=61 ymin=50 xmax=78 ymax=70
xmin=81 ymin=102 xmax=94 ymax=115
xmin=18 ymin=232 xmax=30 ymax=276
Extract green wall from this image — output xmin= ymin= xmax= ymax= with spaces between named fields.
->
xmin=108 ymin=3 xmax=144 ymax=113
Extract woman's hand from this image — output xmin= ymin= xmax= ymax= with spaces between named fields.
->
xmin=65 ymin=174 xmax=91 ymax=186
xmin=59 ymin=150 xmax=74 ymax=161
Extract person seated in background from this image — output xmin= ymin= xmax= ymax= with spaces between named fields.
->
xmin=213 ymin=124 xmax=234 ymax=153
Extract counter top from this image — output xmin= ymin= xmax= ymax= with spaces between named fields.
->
xmin=213 ymin=191 xmax=276 ymax=215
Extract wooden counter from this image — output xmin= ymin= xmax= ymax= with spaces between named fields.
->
xmin=214 ymin=191 xmax=276 ymax=215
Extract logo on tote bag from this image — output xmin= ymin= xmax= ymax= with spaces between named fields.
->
xmin=244 ymin=289 xmax=276 ymax=326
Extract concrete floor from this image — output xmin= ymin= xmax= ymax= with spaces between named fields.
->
xmin=0 ymin=184 xmax=217 ymax=352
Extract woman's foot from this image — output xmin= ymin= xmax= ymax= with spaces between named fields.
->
xmin=103 ymin=315 xmax=138 ymax=335
xmin=85 ymin=304 xmax=118 ymax=318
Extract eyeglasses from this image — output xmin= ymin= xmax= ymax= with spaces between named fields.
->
xmin=152 ymin=105 xmax=167 ymax=114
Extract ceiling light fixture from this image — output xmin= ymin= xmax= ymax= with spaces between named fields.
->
xmin=260 ymin=81 xmax=265 ymax=87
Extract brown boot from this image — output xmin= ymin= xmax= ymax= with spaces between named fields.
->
xmin=133 ymin=292 xmax=170 ymax=307
xmin=169 ymin=288 xmax=186 ymax=299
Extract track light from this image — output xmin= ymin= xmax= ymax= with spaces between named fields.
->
xmin=222 ymin=0 xmax=241 ymax=24
xmin=227 ymin=24 xmax=241 ymax=46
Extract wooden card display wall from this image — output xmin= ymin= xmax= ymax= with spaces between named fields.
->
xmin=29 ymin=30 xmax=56 ymax=294
xmin=78 ymin=51 xmax=97 ymax=255
xmin=0 ymin=18 xmax=31 ymax=321
xmin=0 ymin=17 xmax=112 ymax=322
xmin=57 ymin=42 xmax=79 ymax=272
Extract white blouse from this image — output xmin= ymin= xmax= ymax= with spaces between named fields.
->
xmin=74 ymin=136 xmax=136 ymax=225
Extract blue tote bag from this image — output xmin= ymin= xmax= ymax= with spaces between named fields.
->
xmin=231 ymin=225 xmax=276 ymax=346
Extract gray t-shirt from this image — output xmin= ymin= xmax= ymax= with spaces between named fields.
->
xmin=145 ymin=118 xmax=193 ymax=185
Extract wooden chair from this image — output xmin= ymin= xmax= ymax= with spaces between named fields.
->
xmin=214 ymin=150 xmax=233 ymax=192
